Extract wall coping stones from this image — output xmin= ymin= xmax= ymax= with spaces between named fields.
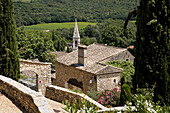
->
xmin=20 ymin=59 xmax=52 ymax=65
xmin=0 ymin=75 xmax=54 ymax=113
xmin=47 ymin=85 xmax=107 ymax=110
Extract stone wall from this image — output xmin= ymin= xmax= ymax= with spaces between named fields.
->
xmin=97 ymin=73 xmax=121 ymax=91
xmin=54 ymin=62 xmax=97 ymax=93
xmin=99 ymin=50 xmax=134 ymax=63
xmin=0 ymin=75 xmax=54 ymax=113
xmin=45 ymin=85 xmax=106 ymax=110
xmin=20 ymin=59 xmax=52 ymax=95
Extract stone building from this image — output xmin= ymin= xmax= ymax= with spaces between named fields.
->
xmin=54 ymin=43 xmax=134 ymax=93
xmin=53 ymin=18 xmax=134 ymax=93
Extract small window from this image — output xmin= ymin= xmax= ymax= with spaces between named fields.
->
xmin=75 ymin=40 xmax=77 ymax=47
xmin=113 ymin=79 xmax=116 ymax=84
xmin=89 ymin=80 xmax=92 ymax=84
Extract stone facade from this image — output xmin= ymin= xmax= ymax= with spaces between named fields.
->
xmin=54 ymin=62 xmax=97 ymax=93
xmin=0 ymin=75 xmax=54 ymax=113
xmin=99 ymin=50 xmax=134 ymax=63
xmin=55 ymin=43 xmax=134 ymax=93
xmin=20 ymin=59 xmax=52 ymax=95
xmin=97 ymin=73 xmax=121 ymax=91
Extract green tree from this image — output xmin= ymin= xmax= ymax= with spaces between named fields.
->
xmin=17 ymin=29 xmax=56 ymax=62
xmin=133 ymin=0 xmax=170 ymax=105
xmin=0 ymin=0 xmax=20 ymax=81
xmin=107 ymin=60 xmax=135 ymax=87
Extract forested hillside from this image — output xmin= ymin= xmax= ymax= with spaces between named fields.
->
xmin=13 ymin=0 xmax=139 ymax=26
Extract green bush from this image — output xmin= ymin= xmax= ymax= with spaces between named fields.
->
xmin=63 ymin=98 xmax=99 ymax=113
xmin=87 ymin=85 xmax=99 ymax=101
xmin=124 ymin=84 xmax=170 ymax=112
xmin=120 ymin=84 xmax=132 ymax=105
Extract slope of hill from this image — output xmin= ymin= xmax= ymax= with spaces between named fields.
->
xmin=24 ymin=22 xmax=96 ymax=30
xmin=13 ymin=0 xmax=139 ymax=27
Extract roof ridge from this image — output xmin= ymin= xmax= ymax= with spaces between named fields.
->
xmin=94 ymin=63 xmax=107 ymax=73
xmin=92 ymin=43 xmax=126 ymax=49
xmin=98 ymin=49 xmax=127 ymax=63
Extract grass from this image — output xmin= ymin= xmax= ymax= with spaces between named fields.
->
xmin=13 ymin=0 xmax=31 ymax=2
xmin=23 ymin=22 xmax=96 ymax=30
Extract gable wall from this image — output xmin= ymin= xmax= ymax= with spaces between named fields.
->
xmin=54 ymin=62 xmax=97 ymax=93
xmin=99 ymin=50 xmax=134 ymax=63
xmin=97 ymin=73 xmax=121 ymax=91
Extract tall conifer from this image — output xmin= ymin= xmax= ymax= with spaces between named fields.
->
xmin=133 ymin=0 xmax=170 ymax=105
xmin=0 ymin=0 xmax=20 ymax=81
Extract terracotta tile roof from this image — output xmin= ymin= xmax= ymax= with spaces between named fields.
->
xmin=57 ymin=43 xmax=126 ymax=74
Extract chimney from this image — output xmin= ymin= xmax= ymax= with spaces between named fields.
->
xmin=78 ymin=45 xmax=87 ymax=66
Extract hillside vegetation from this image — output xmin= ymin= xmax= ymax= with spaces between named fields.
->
xmin=13 ymin=0 xmax=139 ymax=27
xmin=24 ymin=22 xmax=96 ymax=30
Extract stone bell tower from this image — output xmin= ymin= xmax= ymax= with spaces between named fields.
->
xmin=73 ymin=18 xmax=80 ymax=50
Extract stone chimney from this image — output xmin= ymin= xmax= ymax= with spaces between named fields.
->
xmin=78 ymin=45 xmax=87 ymax=66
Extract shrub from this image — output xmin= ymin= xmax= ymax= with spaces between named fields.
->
xmin=120 ymin=84 xmax=132 ymax=105
xmin=63 ymin=99 xmax=99 ymax=113
xmin=87 ymin=85 xmax=99 ymax=101
xmin=124 ymin=84 xmax=170 ymax=112
xmin=97 ymin=88 xmax=120 ymax=107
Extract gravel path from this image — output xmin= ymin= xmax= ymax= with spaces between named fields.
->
xmin=0 ymin=93 xmax=22 ymax=113
xmin=46 ymin=98 xmax=68 ymax=113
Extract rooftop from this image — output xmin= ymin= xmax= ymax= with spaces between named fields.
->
xmin=57 ymin=43 xmax=126 ymax=74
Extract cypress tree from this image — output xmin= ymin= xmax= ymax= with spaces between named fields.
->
xmin=133 ymin=0 xmax=170 ymax=105
xmin=0 ymin=0 xmax=20 ymax=81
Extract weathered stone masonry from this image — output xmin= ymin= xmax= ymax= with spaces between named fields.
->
xmin=20 ymin=59 xmax=52 ymax=95
xmin=54 ymin=44 xmax=134 ymax=93
xmin=0 ymin=75 xmax=54 ymax=113
xmin=54 ymin=62 xmax=97 ymax=94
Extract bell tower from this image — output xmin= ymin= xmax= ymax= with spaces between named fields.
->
xmin=73 ymin=18 xmax=80 ymax=50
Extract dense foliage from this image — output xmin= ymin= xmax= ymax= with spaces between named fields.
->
xmin=133 ymin=0 xmax=170 ymax=105
xmin=16 ymin=28 xmax=68 ymax=68
xmin=13 ymin=0 xmax=139 ymax=27
xmin=121 ymin=84 xmax=132 ymax=105
xmin=17 ymin=28 xmax=55 ymax=61
xmin=55 ymin=19 xmax=136 ymax=47
xmin=0 ymin=0 xmax=20 ymax=81
xmin=124 ymin=85 xmax=170 ymax=113
xmin=107 ymin=60 xmax=135 ymax=87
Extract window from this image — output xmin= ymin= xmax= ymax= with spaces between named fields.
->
xmin=89 ymin=80 xmax=92 ymax=84
xmin=113 ymin=79 xmax=116 ymax=84
xmin=75 ymin=40 xmax=77 ymax=47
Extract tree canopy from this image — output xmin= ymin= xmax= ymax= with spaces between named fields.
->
xmin=0 ymin=0 xmax=20 ymax=81
xmin=133 ymin=0 xmax=170 ymax=105
xmin=13 ymin=0 xmax=139 ymax=27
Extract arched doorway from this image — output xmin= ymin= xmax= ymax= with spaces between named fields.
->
xmin=20 ymin=70 xmax=39 ymax=92
xmin=67 ymin=78 xmax=83 ymax=91
xmin=20 ymin=67 xmax=41 ymax=92
xmin=20 ymin=59 xmax=52 ymax=95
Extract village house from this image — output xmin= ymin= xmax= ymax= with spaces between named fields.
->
xmin=53 ymin=19 xmax=134 ymax=94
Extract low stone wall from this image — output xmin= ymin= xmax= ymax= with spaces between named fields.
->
xmin=0 ymin=75 xmax=54 ymax=113
xmin=45 ymin=85 xmax=107 ymax=110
